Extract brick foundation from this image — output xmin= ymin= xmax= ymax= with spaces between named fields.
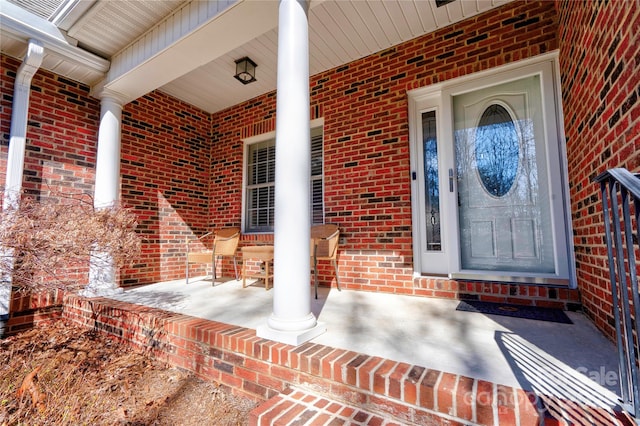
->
xmin=62 ymin=294 xmax=634 ymax=425
xmin=414 ymin=278 xmax=581 ymax=310
xmin=3 ymin=288 xmax=64 ymax=336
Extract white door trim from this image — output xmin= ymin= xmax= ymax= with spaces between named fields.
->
xmin=408 ymin=51 xmax=576 ymax=287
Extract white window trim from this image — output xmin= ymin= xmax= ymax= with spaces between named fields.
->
xmin=241 ymin=118 xmax=324 ymax=234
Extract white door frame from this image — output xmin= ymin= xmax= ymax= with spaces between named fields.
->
xmin=408 ymin=51 xmax=576 ymax=287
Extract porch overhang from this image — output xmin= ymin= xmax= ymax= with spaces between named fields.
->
xmin=100 ymin=0 xmax=280 ymax=105
xmin=0 ymin=0 xmax=109 ymax=85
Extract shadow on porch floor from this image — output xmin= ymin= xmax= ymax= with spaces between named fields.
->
xmin=108 ymin=277 xmax=621 ymax=407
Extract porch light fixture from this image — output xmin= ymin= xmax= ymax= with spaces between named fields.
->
xmin=234 ymin=57 xmax=257 ymax=84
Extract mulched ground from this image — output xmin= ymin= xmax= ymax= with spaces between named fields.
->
xmin=0 ymin=320 xmax=257 ymax=425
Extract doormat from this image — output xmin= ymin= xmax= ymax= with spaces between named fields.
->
xmin=456 ymin=300 xmax=573 ymax=324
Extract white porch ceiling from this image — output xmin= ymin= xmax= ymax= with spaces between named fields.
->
xmin=1 ymin=0 xmax=513 ymax=114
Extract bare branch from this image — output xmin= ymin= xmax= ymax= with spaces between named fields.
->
xmin=0 ymin=191 xmax=141 ymax=292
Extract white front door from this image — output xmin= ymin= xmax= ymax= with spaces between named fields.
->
xmin=409 ymin=53 xmax=574 ymax=285
xmin=454 ymin=75 xmax=555 ymax=273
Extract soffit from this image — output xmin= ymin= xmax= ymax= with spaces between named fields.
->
xmin=4 ymin=0 xmax=187 ymax=58
xmin=5 ymin=0 xmax=63 ymax=19
xmin=63 ymin=0 xmax=186 ymax=58
xmin=2 ymin=0 xmax=514 ymax=113
xmin=0 ymin=0 xmax=110 ymax=84
xmin=161 ymin=0 xmax=514 ymax=113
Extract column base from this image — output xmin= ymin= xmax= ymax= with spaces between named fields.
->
xmin=257 ymin=321 xmax=326 ymax=346
xmin=0 ymin=280 xmax=11 ymax=317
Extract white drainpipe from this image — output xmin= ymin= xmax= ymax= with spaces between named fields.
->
xmin=1 ymin=39 xmax=44 ymax=335
xmin=2 ymin=39 xmax=44 ymax=209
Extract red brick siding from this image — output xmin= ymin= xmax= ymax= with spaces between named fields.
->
xmin=0 ymin=56 xmax=13 ymax=202
xmin=209 ymin=1 xmax=562 ymax=299
xmin=0 ymin=55 xmax=99 ymax=291
xmin=119 ymin=91 xmax=212 ymax=286
xmin=209 ymin=93 xmax=277 ymax=231
xmin=1 ymin=55 xmax=96 ymax=331
xmin=0 ymin=55 xmax=99 ymax=203
xmin=556 ymin=1 xmax=640 ymax=340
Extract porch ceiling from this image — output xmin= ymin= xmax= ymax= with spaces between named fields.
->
xmin=2 ymin=0 xmax=514 ymax=113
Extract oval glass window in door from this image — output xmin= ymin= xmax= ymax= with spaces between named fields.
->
xmin=475 ymin=104 xmax=519 ymax=197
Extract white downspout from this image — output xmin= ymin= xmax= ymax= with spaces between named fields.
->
xmin=2 ymin=39 xmax=44 ymax=209
xmin=1 ymin=39 xmax=44 ymax=335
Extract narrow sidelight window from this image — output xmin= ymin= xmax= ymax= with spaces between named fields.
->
xmin=423 ymin=111 xmax=441 ymax=251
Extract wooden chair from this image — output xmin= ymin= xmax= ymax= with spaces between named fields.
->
xmin=186 ymin=227 xmax=240 ymax=284
xmin=310 ymin=224 xmax=341 ymax=299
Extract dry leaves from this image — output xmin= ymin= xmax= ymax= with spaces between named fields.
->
xmin=0 ymin=320 xmax=256 ymax=425
xmin=16 ymin=366 xmax=46 ymax=412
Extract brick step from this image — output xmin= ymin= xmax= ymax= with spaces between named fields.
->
xmin=250 ymin=387 xmax=407 ymax=426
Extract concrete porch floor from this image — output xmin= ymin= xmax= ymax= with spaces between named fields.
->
xmin=108 ymin=276 xmax=622 ymax=412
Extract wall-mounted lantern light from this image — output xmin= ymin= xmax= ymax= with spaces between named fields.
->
xmin=234 ymin=57 xmax=257 ymax=84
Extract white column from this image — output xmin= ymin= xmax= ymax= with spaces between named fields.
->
xmin=80 ymin=92 xmax=125 ymax=297
xmin=93 ymin=94 xmax=124 ymax=209
xmin=1 ymin=40 xmax=44 ymax=334
xmin=257 ymin=0 xmax=326 ymax=345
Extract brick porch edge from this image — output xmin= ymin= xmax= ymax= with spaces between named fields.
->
xmin=62 ymin=294 xmax=633 ymax=425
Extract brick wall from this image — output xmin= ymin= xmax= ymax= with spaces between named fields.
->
xmin=1 ymin=56 xmax=100 ymax=285
xmin=208 ymin=0 xmax=570 ymax=304
xmin=4 ymin=289 xmax=64 ymax=336
xmin=1 ymin=55 xmax=98 ymax=331
xmin=0 ymin=56 xmax=12 ymax=202
xmin=0 ymin=56 xmax=99 ymax=203
xmin=556 ymin=1 xmax=640 ymax=341
xmin=119 ymin=91 xmax=213 ymax=286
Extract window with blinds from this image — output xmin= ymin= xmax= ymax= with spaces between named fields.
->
xmin=245 ymin=128 xmax=324 ymax=232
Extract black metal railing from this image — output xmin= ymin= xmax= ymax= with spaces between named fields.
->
xmin=595 ymin=168 xmax=640 ymax=418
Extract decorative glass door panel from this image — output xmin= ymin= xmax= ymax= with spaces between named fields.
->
xmin=423 ymin=111 xmax=441 ymax=252
xmin=453 ymin=75 xmax=556 ymax=273
xmin=412 ymin=105 xmax=449 ymax=275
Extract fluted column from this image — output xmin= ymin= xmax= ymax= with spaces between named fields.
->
xmin=257 ymin=0 xmax=326 ymax=345
xmin=80 ymin=91 xmax=126 ymax=297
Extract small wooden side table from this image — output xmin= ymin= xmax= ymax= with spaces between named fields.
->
xmin=242 ymin=245 xmax=274 ymax=290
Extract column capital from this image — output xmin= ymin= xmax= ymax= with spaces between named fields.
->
xmin=279 ymin=0 xmax=310 ymax=10
xmin=91 ymin=84 xmax=129 ymax=106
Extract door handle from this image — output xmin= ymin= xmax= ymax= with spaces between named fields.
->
xmin=449 ymin=168 xmax=454 ymax=192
